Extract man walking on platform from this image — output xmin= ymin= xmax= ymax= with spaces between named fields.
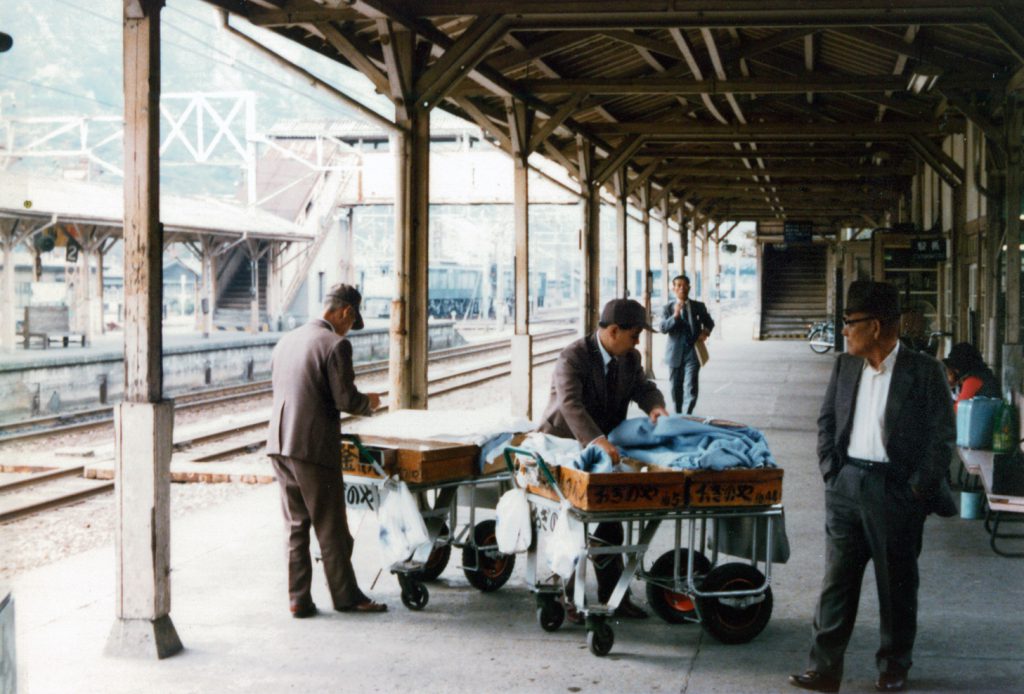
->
xmin=660 ymin=274 xmax=714 ymax=414
xmin=789 ymin=281 xmax=956 ymax=693
xmin=266 ymin=284 xmax=386 ymax=618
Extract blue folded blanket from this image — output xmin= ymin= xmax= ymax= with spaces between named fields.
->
xmin=566 ymin=415 xmax=776 ymax=472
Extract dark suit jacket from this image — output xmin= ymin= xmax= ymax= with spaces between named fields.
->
xmin=817 ymin=344 xmax=957 ymax=515
xmin=538 ymin=333 xmax=665 ymax=445
xmin=660 ymin=299 xmax=715 ymax=367
xmin=266 ymin=319 xmax=372 ymax=468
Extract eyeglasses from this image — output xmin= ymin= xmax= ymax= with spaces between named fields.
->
xmin=842 ymin=316 xmax=876 ymax=327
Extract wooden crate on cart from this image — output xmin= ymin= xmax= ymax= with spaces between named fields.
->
xmin=341 ymin=435 xmax=478 ymax=484
xmin=519 ymin=458 xmax=783 ymax=511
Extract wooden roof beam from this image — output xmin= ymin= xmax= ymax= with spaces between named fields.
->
xmin=589 ymin=120 xmax=965 ymax=137
xmin=512 ymin=75 xmax=915 ymax=95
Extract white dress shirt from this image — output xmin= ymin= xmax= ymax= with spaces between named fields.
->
xmin=846 ymin=341 xmax=900 ymax=462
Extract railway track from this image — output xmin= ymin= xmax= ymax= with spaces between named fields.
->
xmin=0 ymin=334 xmax=570 ymax=522
xmin=0 ymin=328 xmax=575 ymax=444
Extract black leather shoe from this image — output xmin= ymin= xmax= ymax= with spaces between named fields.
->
xmin=615 ymin=597 xmax=649 ymax=619
xmin=875 ymin=672 xmax=906 ymax=692
xmin=290 ymin=602 xmax=318 ymax=619
xmin=788 ymin=671 xmax=840 ymax=693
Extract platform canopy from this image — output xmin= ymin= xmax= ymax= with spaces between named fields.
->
xmin=201 ymin=0 xmax=1023 ymax=227
xmin=0 ymin=170 xmax=310 ymax=243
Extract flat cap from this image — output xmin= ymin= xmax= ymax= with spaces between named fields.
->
xmin=599 ymin=298 xmax=652 ymax=330
xmin=845 ymin=280 xmax=900 ymax=320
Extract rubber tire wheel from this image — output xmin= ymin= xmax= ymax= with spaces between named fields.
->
xmin=645 ymin=549 xmax=712 ymax=624
xmin=587 ymin=621 xmax=615 ymax=657
xmin=809 ymin=327 xmax=833 ymax=354
xmin=462 ymin=520 xmax=515 ymax=592
xmin=537 ymin=600 xmax=565 ymax=632
xmin=696 ymin=563 xmax=773 ymax=644
xmin=400 ymin=580 xmax=429 ymax=611
xmin=410 ymin=522 xmax=452 ymax=582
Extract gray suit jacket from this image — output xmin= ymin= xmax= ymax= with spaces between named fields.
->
xmin=266 ymin=320 xmax=372 ymax=468
xmin=660 ymin=299 xmax=715 ymax=367
xmin=538 ymin=334 xmax=665 ymax=445
xmin=817 ymin=345 xmax=957 ymax=515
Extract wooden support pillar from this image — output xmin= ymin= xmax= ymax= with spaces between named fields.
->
xmin=614 ymin=169 xmax=628 ymax=297
xmin=641 ymin=183 xmax=654 ymax=377
xmin=1004 ymin=97 xmax=1023 ymax=385
xmin=688 ymin=221 xmax=698 ymax=291
xmin=700 ymin=222 xmax=713 ymax=301
xmin=196 ymin=237 xmax=216 ymax=336
xmin=578 ymin=136 xmax=601 ymax=333
xmin=952 ymin=182 xmax=967 ymax=339
xmin=249 ymin=252 xmax=260 ymax=333
xmin=108 ymin=0 xmax=181 ymax=660
xmin=390 ymin=110 xmax=430 ymax=410
xmin=1 ymin=219 xmax=29 ymax=352
xmin=508 ymin=98 xmax=533 ymax=418
xmin=677 ymin=209 xmax=687 ymax=279
xmin=713 ymin=227 xmax=722 ymax=336
xmin=660 ymin=198 xmax=671 ymax=301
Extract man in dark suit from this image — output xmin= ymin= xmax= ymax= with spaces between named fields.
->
xmin=790 ymin=281 xmax=956 ymax=694
xmin=266 ymin=284 xmax=386 ymax=618
xmin=660 ymin=274 xmax=715 ymax=414
xmin=539 ymin=298 xmax=670 ymax=619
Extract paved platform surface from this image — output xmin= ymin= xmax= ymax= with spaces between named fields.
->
xmin=8 ymin=337 xmax=1024 ymax=693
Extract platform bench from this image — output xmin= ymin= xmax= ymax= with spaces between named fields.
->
xmin=21 ymin=306 xmax=86 ymax=349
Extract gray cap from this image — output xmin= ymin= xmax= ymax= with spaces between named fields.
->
xmin=326 ymin=283 xmax=365 ymax=330
xmin=599 ymin=298 xmax=652 ymax=330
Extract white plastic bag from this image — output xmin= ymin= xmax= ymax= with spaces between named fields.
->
xmin=376 ymin=478 xmax=430 ymax=565
xmin=546 ymin=502 xmax=585 ymax=579
xmin=495 ymin=488 xmax=532 ymax=554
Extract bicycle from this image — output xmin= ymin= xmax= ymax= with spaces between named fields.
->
xmin=807 ymin=319 xmax=835 ymax=354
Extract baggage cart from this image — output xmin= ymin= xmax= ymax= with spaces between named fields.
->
xmin=341 ymin=434 xmax=517 ymax=610
xmin=504 ymin=446 xmax=783 ymax=656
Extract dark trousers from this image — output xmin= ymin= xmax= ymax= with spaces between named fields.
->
xmin=670 ymin=351 xmax=701 ymax=414
xmin=808 ymin=463 xmax=926 ymax=678
xmin=270 ymin=455 xmax=367 ymax=610
xmin=566 ymin=522 xmax=630 ymax=604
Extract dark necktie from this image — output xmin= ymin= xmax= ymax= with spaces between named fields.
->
xmin=606 ymin=358 xmax=618 ymax=410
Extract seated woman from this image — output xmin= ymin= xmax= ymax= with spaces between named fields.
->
xmin=943 ymin=342 xmax=999 ymax=410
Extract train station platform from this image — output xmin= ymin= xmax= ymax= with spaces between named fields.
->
xmin=7 ymin=337 xmax=1024 ymax=693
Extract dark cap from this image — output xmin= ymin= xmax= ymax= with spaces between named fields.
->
xmin=845 ymin=281 xmax=900 ymax=320
xmin=326 ymin=283 xmax=364 ymax=330
xmin=599 ymin=298 xmax=652 ymax=330
xmin=943 ymin=342 xmax=986 ymax=375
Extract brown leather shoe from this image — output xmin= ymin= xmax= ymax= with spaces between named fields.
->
xmin=562 ymin=597 xmax=585 ymax=625
xmin=789 ymin=671 xmax=841 ymax=692
xmin=290 ymin=602 xmax=318 ymax=619
xmin=335 ymin=599 xmax=387 ymax=613
xmin=875 ymin=672 xmax=906 ymax=692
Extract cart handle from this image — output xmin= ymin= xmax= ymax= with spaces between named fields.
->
xmin=340 ymin=433 xmax=388 ymax=478
xmin=502 ymin=447 xmax=567 ymax=503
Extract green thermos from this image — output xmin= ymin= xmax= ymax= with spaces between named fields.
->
xmin=991 ymin=399 xmax=1019 ymax=453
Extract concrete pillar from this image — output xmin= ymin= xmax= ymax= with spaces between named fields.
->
xmin=108 ymin=0 xmax=181 ymax=658
xmin=508 ymin=99 xmax=533 ymax=419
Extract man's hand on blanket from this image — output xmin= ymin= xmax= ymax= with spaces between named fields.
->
xmin=593 ymin=436 xmax=621 ymax=465
xmin=648 ymin=406 xmax=670 ymax=424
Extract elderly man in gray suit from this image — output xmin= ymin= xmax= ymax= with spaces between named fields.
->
xmin=661 ymin=274 xmax=715 ymax=414
xmin=267 ymin=284 xmax=386 ymax=618
xmin=539 ymin=298 xmax=670 ymax=619
xmin=790 ymin=281 xmax=956 ymax=694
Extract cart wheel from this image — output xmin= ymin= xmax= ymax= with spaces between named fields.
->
xmin=537 ymin=599 xmax=565 ymax=632
xmin=696 ymin=563 xmax=772 ymax=644
xmin=462 ymin=520 xmax=515 ymax=592
xmin=400 ymin=580 xmax=429 ymax=611
xmin=410 ymin=522 xmax=452 ymax=582
xmin=586 ymin=620 xmax=615 ymax=657
xmin=645 ymin=549 xmax=712 ymax=624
